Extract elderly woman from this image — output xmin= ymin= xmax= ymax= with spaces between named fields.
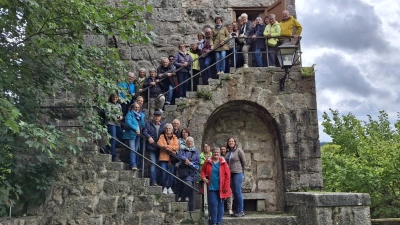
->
xmin=135 ymin=68 xmax=147 ymax=103
xmin=118 ymin=72 xmax=136 ymax=117
xmin=210 ymin=16 xmax=230 ymax=75
xmin=201 ymin=147 xmax=231 ymax=225
xmin=177 ymin=136 xmax=200 ymax=211
xmin=157 ymin=123 xmax=179 ymax=194
xmin=188 ymin=43 xmax=201 ymax=91
xmin=174 ymin=43 xmax=192 ymax=98
xmin=123 ymin=103 xmax=144 ymax=170
xmin=200 ymin=143 xmax=212 ymax=171
xmin=226 ymin=137 xmax=246 ymax=217
xmin=178 ymin=128 xmax=191 ymax=151
xmin=263 ymin=14 xmax=281 ymax=67
xmin=197 ymin=32 xmax=205 ymax=51
xmin=105 ymin=93 xmax=124 ymax=162
xmin=251 ymin=17 xmax=266 ymax=67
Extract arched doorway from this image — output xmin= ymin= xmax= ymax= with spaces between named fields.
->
xmin=201 ymin=100 xmax=285 ymax=211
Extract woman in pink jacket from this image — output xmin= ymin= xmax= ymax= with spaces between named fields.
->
xmin=201 ymin=147 xmax=231 ymax=225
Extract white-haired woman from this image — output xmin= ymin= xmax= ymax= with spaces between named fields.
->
xmin=157 ymin=123 xmax=179 ymax=194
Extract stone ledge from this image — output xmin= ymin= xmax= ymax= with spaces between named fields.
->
xmin=286 ymin=192 xmax=371 ymax=207
xmin=242 ymin=193 xmax=268 ymax=200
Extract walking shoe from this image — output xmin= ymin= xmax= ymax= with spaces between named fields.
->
xmin=228 ymin=209 xmax=234 ymax=216
xmin=243 ymin=64 xmax=249 ymax=68
xmin=185 ymin=197 xmax=189 ymax=202
xmin=234 ymin=211 xmax=245 ymax=217
xmin=162 ymin=187 xmax=168 ymax=194
xmin=150 ymin=182 xmax=159 ymax=186
xmin=177 ymin=197 xmax=182 ymax=201
xmin=131 ymin=166 xmax=138 ymax=171
xmin=165 ymin=101 xmax=171 ymax=105
xmin=167 ymin=187 xmax=174 ymax=194
xmin=219 ymin=71 xmax=224 ymax=75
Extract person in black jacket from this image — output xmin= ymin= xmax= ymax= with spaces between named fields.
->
xmin=144 ymin=68 xmax=165 ymax=117
xmin=157 ymin=57 xmax=176 ymax=105
xmin=142 ymin=110 xmax=166 ymax=186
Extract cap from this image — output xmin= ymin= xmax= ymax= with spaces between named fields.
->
xmin=153 ymin=110 xmax=162 ymax=116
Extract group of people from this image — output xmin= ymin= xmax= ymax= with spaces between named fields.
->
xmin=114 ymin=10 xmax=302 ymax=118
xmin=103 ymin=92 xmax=246 ymax=224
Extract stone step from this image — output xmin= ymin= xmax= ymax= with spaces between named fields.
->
xmin=222 ymin=213 xmax=297 ymax=225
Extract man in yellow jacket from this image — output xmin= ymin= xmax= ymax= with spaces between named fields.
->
xmin=280 ymin=10 xmax=302 ymax=41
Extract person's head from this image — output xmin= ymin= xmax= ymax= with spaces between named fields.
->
xmin=180 ymin=128 xmax=190 ymax=139
xmin=255 ymin=17 xmax=263 ymax=25
xmin=264 ymin=16 xmax=270 ymax=25
xmin=186 ymin=136 xmax=194 ymax=148
xmin=203 ymin=144 xmax=211 ymax=153
xmin=178 ymin=43 xmax=186 ymax=52
xmin=205 ymin=28 xmax=212 ymax=38
xmin=130 ymin=102 xmax=140 ymax=112
xmin=212 ymin=147 xmax=221 ymax=160
xmin=268 ymin=14 xmax=276 ymax=24
xmin=241 ymin=13 xmax=248 ymax=22
xmin=172 ymin=119 xmax=180 ymax=131
xmin=164 ymin=123 xmax=173 ymax=135
xmin=226 ymin=137 xmax=236 ymax=149
xmin=138 ymin=68 xmax=146 ymax=78
xmin=135 ymin=96 xmax=144 ymax=107
xmin=153 ymin=110 xmax=162 ymax=123
xmin=232 ymin=22 xmax=239 ymax=32
xmin=282 ymin=10 xmax=290 ymax=20
xmin=198 ymin=32 xmax=205 ymax=41
xmin=149 ymin=68 xmax=156 ymax=77
xmin=161 ymin=57 xmax=169 ymax=68
xmin=252 ymin=20 xmax=256 ymax=27
xmin=215 ymin=16 xmax=223 ymax=25
xmin=220 ymin=146 xmax=227 ymax=156
xmin=227 ymin=24 xmax=233 ymax=33
xmin=128 ymin=72 xmax=135 ymax=83
xmin=190 ymin=42 xmax=198 ymax=51
xmin=237 ymin=16 xmax=243 ymax=25
xmin=108 ymin=93 xmax=119 ymax=103
xmin=168 ymin=55 xmax=175 ymax=63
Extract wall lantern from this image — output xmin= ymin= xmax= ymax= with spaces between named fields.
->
xmin=277 ymin=43 xmax=299 ymax=91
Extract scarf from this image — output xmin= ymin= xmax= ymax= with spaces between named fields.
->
xmin=215 ymin=25 xmax=222 ymax=30
xmin=133 ymin=111 xmax=141 ymax=122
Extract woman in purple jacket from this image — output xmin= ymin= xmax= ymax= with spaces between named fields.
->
xmin=174 ymin=44 xmax=192 ymax=98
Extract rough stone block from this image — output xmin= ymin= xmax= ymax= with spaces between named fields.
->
xmin=170 ymin=202 xmax=188 ymax=212
xmin=133 ymin=196 xmax=154 ymax=211
xmin=96 ymin=196 xmax=118 ymax=214
xmin=103 ymin=180 xmax=130 ymax=196
xmin=91 ymin=154 xmax=111 ymax=162
xmin=157 ymin=8 xmax=182 ymax=22
xmin=83 ymin=35 xmax=106 ymax=47
xmin=117 ymin=196 xmax=134 ymax=214
xmin=105 ymin=162 xmax=124 ymax=171
xmin=122 ymin=213 xmax=140 ymax=225
xmin=141 ymin=211 xmax=165 ymax=224
xmin=164 ymin=104 xmax=177 ymax=111
xmin=146 ymin=186 xmax=163 ymax=195
xmin=98 ymin=170 xmax=119 ymax=181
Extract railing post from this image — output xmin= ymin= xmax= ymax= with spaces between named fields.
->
xmin=233 ymin=38 xmax=236 ymax=70
xmin=142 ymin=140 xmax=146 ymax=178
xmin=190 ymin=67 xmax=193 ymax=92
xmin=266 ymin=43 xmax=270 ymax=67
xmin=203 ymin=182 xmax=209 ymax=220
xmin=147 ymin=88 xmax=150 ymax=113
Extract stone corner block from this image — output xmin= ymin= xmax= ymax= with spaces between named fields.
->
xmin=286 ymin=192 xmax=371 ymax=207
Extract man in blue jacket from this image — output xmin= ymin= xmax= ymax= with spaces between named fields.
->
xmin=143 ymin=110 xmax=166 ymax=186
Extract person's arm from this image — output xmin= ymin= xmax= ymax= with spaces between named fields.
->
xmin=157 ymin=135 xmax=167 ymax=149
xmin=209 ymin=30 xmax=215 ymax=48
xmin=142 ymin=122 xmax=151 ymax=138
xmin=294 ymin=19 xmax=302 ymax=35
xmin=238 ymin=149 xmax=246 ymax=172
xmin=200 ymin=163 xmax=207 ymax=180
xmin=170 ymin=136 xmax=179 ymax=153
xmin=271 ymin=24 xmax=281 ymax=37
xmin=126 ymin=113 xmax=139 ymax=132
xmin=174 ymin=54 xmax=183 ymax=68
xmin=223 ymin=27 xmax=230 ymax=42
xmin=263 ymin=25 xmax=269 ymax=37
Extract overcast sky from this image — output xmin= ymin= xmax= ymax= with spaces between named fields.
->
xmin=296 ymin=0 xmax=400 ymax=141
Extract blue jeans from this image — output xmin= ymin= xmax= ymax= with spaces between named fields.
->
xmin=128 ymin=139 xmax=138 ymax=168
xmin=107 ymin=125 xmax=122 ymax=160
xmin=208 ymin=190 xmax=224 ymax=224
xmin=254 ymin=48 xmax=263 ymax=67
xmin=215 ymin=50 xmax=226 ymax=72
xmin=177 ymin=71 xmax=190 ymax=98
xmin=136 ymin=137 xmax=143 ymax=170
xmin=267 ymin=46 xmax=276 ymax=67
xmin=200 ymin=56 xmax=212 ymax=85
xmin=160 ymin=161 xmax=176 ymax=188
xmin=231 ymin=172 xmax=244 ymax=212
xmin=149 ymin=150 xmax=160 ymax=184
xmin=164 ymin=84 xmax=174 ymax=104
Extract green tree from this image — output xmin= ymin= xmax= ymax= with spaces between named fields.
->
xmin=0 ymin=0 xmax=152 ymax=215
xmin=322 ymin=109 xmax=400 ymax=218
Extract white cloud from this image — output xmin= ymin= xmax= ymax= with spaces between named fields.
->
xmin=297 ymin=0 xmax=400 ymax=141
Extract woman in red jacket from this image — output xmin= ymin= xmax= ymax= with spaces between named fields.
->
xmin=201 ymin=147 xmax=231 ymax=225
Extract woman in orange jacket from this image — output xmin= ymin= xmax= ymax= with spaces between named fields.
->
xmin=201 ymin=147 xmax=231 ymax=225
xmin=157 ymin=123 xmax=179 ymax=194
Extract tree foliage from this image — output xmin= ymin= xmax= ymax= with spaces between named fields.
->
xmin=0 ymin=0 xmax=152 ymax=215
xmin=322 ymin=109 xmax=400 ymax=218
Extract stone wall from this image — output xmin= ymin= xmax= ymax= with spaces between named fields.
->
xmin=286 ymin=192 xmax=372 ymax=225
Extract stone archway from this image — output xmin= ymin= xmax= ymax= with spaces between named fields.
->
xmin=201 ymin=100 xmax=285 ymax=212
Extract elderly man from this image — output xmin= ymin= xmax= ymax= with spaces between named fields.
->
xmin=157 ymin=57 xmax=176 ymax=105
xmin=172 ymin=119 xmax=181 ymax=139
xmin=239 ymin=13 xmax=253 ymax=68
xmin=143 ymin=110 xmax=166 ymax=186
xmin=280 ymin=10 xmax=302 ymax=42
